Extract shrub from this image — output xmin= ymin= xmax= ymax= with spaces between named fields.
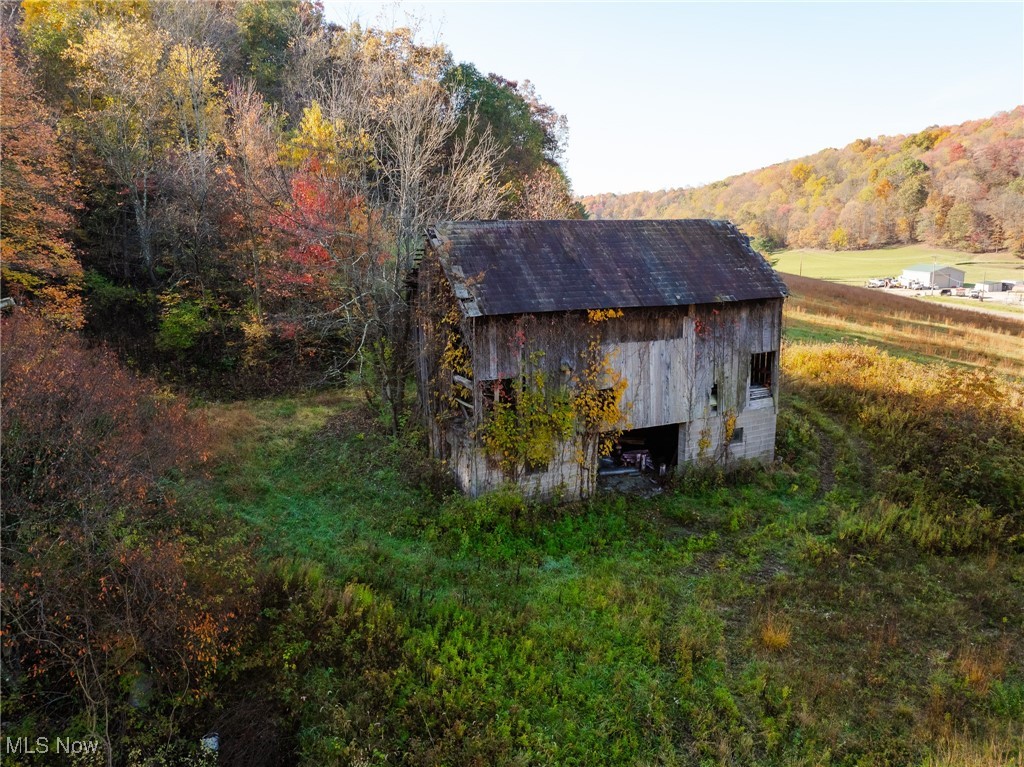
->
xmin=758 ymin=612 xmax=793 ymax=652
xmin=1 ymin=314 xmax=250 ymax=761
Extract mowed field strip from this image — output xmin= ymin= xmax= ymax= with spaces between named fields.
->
xmin=774 ymin=244 xmax=1024 ymax=286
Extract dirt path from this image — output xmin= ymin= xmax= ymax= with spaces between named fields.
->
xmin=814 ymin=426 xmax=837 ymax=499
xmin=892 ymin=290 xmax=1024 ymax=321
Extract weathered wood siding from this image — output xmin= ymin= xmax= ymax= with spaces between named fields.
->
xmin=469 ymin=300 xmax=782 ymax=430
xmin=415 ymin=262 xmax=784 ymax=498
xmin=444 ymin=429 xmax=595 ymax=500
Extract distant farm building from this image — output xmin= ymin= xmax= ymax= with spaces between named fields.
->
xmin=901 ymin=264 xmax=965 ymax=288
xmin=974 ymin=279 xmax=1011 ymax=293
xmin=413 ymin=220 xmax=788 ymax=500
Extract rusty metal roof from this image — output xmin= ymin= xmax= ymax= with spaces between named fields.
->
xmin=425 ymin=219 xmax=788 ymax=317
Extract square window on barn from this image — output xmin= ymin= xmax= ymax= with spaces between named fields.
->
xmin=480 ymin=378 xmax=518 ymax=411
xmin=749 ymin=352 xmax=775 ymax=406
xmin=730 ymin=427 xmax=744 ymax=444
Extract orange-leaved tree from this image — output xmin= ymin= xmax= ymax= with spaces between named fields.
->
xmin=0 ymin=313 xmax=253 ymax=763
xmin=0 ymin=33 xmax=83 ymax=328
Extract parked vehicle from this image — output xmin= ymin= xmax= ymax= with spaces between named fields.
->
xmin=866 ymin=277 xmax=896 ymax=288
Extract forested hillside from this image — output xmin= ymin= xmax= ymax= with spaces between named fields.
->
xmin=1 ymin=2 xmax=590 ymax=762
xmin=582 ymin=108 xmax=1024 ymax=255
xmin=1 ymin=0 xmax=582 ymax=397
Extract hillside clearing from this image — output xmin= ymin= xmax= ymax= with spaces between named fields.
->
xmin=176 ymin=287 xmax=1024 ymax=765
xmin=773 ymin=245 xmax=1023 ymax=286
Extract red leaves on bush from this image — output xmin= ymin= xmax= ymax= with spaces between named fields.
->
xmin=1 ymin=313 xmax=203 ymax=519
xmin=1 ymin=314 xmax=251 ymax=747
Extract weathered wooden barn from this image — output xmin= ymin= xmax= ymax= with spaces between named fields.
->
xmin=413 ymin=220 xmax=788 ymax=500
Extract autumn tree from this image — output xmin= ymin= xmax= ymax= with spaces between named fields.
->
xmin=220 ymin=80 xmax=288 ymax=333
xmin=444 ymin=62 xmax=579 ymax=218
xmin=0 ymin=32 xmax=83 ymax=327
xmin=266 ymin=101 xmax=381 ymax=351
xmin=303 ymin=25 xmax=504 ymax=427
xmin=512 ymin=163 xmax=586 ymax=220
xmin=151 ymin=0 xmax=242 ymax=78
xmin=161 ymin=41 xmax=227 ymax=281
xmin=19 ymin=0 xmax=151 ymax=100
xmin=236 ymin=0 xmax=299 ymax=102
xmin=1 ymin=313 xmax=251 ymax=765
xmin=66 ymin=19 xmax=171 ymax=282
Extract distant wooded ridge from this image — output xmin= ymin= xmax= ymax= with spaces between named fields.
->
xmin=580 ymin=107 xmax=1024 ymax=255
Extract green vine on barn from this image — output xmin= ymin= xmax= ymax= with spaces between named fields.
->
xmin=474 ymin=310 xmax=631 ymax=479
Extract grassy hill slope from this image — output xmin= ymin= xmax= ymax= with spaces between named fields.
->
xmin=781 ymin=273 xmax=1024 ymax=376
xmin=178 ymin=279 xmax=1024 ymax=766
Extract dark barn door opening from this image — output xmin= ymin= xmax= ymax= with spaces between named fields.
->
xmin=600 ymin=424 xmax=680 ymax=476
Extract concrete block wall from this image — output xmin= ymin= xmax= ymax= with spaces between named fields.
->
xmin=729 ymin=406 xmax=777 ymax=463
xmin=678 ymin=403 xmax=777 ymax=468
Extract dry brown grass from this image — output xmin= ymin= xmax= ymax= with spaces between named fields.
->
xmin=921 ymin=732 xmax=1024 ymax=767
xmin=782 ymin=274 xmax=1024 ymax=378
xmin=758 ymin=612 xmax=792 ymax=652
xmin=955 ymin=641 xmax=1009 ymax=696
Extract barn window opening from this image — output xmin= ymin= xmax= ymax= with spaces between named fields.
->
xmin=730 ymin=427 xmax=745 ymax=444
xmin=525 ymin=457 xmax=548 ymax=474
xmin=749 ymin=352 xmax=775 ymax=405
xmin=599 ymin=424 xmax=679 ymax=477
xmin=480 ymin=377 xmax=518 ymax=411
xmin=710 ymin=384 xmax=719 ymax=414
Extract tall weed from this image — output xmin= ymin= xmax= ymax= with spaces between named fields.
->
xmin=785 ymin=343 xmax=1024 ymax=550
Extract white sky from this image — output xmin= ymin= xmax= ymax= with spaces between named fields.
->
xmin=323 ymin=1 xmax=1024 ymax=196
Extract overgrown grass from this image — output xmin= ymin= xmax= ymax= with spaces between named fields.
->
xmin=782 ymin=273 xmax=1024 ymax=377
xmin=181 ymin=335 xmax=1024 ymax=765
xmin=175 ymin=276 xmax=1024 ymax=766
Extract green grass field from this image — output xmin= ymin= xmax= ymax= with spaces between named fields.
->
xmin=774 ymin=244 xmax=1024 ymax=286
xmin=190 ymin=385 xmax=1023 ymax=766
xmin=179 ymin=280 xmax=1024 ymax=766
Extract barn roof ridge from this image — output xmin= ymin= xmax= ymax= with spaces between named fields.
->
xmin=425 ymin=219 xmax=788 ymax=317
xmin=904 ymin=263 xmax=964 ymax=273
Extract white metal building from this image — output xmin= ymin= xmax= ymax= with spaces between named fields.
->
xmin=901 ymin=264 xmax=966 ymax=288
